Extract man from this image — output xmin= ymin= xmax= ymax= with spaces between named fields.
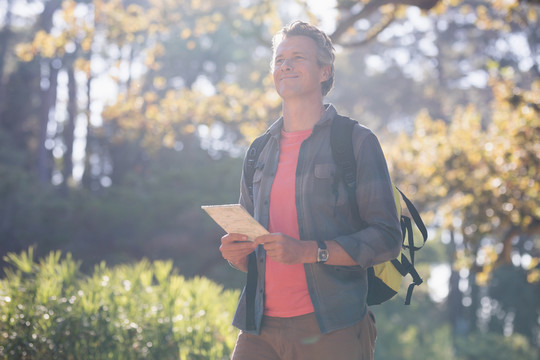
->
xmin=219 ymin=21 xmax=401 ymax=360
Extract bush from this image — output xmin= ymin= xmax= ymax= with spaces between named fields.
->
xmin=371 ymin=290 xmax=455 ymax=360
xmin=454 ymin=331 xmax=539 ymax=360
xmin=0 ymin=248 xmax=240 ymax=359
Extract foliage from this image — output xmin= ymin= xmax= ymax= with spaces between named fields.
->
xmin=387 ymin=78 xmax=540 ymax=259
xmin=371 ymin=233 xmax=456 ymax=360
xmin=101 ymin=82 xmax=281 ymax=158
xmin=0 ymin=142 xmax=245 ymax=288
xmin=330 ymin=0 xmax=539 ymax=134
xmin=454 ymin=332 xmax=538 ymax=360
xmin=0 ymin=248 xmax=240 ymax=359
xmin=385 ymin=77 xmax=540 ymax=348
xmin=487 ymin=264 xmax=540 ymax=342
xmin=372 ymin=289 xmax=455 ymax=360
xmin=1 ymin=0 xmax=539 ymax=358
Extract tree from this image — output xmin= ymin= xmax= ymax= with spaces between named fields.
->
xmin=1 ymin=1 xmax=539 ymax=356
xmin=328 ymin=0 xmax=539 ymax=134
xmin=386 ymin=77 xmax=540 ymax=346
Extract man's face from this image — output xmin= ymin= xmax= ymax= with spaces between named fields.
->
xmin=272 ymin=35 xmax=330 ymax=100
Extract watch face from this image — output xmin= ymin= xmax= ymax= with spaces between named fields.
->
xmin=318 ymin=248 xmax=329 ymax=262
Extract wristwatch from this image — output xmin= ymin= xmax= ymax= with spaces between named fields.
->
xmin=316 ymin=241 xmax=329 ymax=263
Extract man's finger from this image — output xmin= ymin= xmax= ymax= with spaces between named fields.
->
xmin=255 ymin=233 xmax=278 ymax=245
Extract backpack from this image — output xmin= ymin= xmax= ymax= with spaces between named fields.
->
xmin=243 ymin=115 xmax=428 ymax=311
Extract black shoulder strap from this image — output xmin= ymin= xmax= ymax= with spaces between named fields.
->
xmin=245 ymin=252 xmax=258 ymax=331
xmin=395 ymin=187 xmax=428 ymax=304
xmin=330 ymin=115 xmax=362 ymax=223
xmin=330 ymin=115 xmax=357 ymax=190
xmin=400 ymin=254 xmax=423 ymax=305
xmin=244 ymin=132 xmax=271 ymax=203
xmin=397 ymin=188 xmax=428 ymax=251
xmin=243 ymin=132 xmax=270 ymax=331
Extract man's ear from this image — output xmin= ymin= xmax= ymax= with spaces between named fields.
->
xmin=321 ymin=64 xmax=331 ymax=82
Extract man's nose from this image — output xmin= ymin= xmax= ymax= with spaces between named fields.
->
xmin=280 ymin=58 xmax=293 ymax=70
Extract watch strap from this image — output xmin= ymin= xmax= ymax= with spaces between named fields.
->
xmin=316 ymin=239 xmax=327 ymax=249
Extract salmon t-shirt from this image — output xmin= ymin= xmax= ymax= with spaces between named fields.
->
xmin=264 ymin=128 xmax=315 ymax=317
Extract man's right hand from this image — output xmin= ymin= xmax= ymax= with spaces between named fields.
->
xmin=219 ymin=233 xmax=257 ymax=272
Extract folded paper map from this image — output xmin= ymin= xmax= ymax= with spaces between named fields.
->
xmin=201 ymin=204 xmax=269 ymax=241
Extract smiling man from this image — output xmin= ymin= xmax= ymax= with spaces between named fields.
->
xmin=219 ymin=21 xmax=401 ymax=360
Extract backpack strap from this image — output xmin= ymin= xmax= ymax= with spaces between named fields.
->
xmin=395 ymin=188 xmax=427 ymax=305
xmin=243 ymin=132 xmax=270 ymax=331
xmin=400 ymin=254 xmax=423 ymax=305
xmin=396 ymin=188 xmax=428 ymax=269
xmin=397 ymin=188 xmax=428 ymax=250
xmin=245 ymin=252 xmax=258 ymax=330
xmin=330 ymin=116 xmax=362 ymax=223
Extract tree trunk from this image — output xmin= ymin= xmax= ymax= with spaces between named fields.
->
xmin=35 ymin=0 xmax=64 ymax=183
xmin=81 ymin=59 xmax=94 ymax=190
xmin=37 ymin=61 xmax=59 ymax=183
xmin=447 ymin=230 xmax=468 ymax=339
xmin=61 ymin=65 xmax=77 ymax=190
xmin=37 ymin=0 xmax=63 ymax=32
xmin=0 ymin=0 xmax=14 ymax=124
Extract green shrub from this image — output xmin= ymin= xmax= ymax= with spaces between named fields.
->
xmin=0 ymin=248 xmax=240 ymax=359
xmin=454 ymin=331 xmax=538 ymax=360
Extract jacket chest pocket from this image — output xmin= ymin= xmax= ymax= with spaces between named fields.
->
xmin=313 ymin=163 xmax=348 ymax=207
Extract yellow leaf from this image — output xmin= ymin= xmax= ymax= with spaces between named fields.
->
xmin=181 ymin=28 xmax=191 ymax=39
xmin=81 ymin=37 xmax=93 ymax=52
xmin=144 ymin=91 xmax=158 ymax=103
xmin=75 ymin=58 xmax=91 ymax=76
xmin=476 ymin=271 xmax=489 ymax=286
xmin=527 ymin=269 xmax=540 ymax=283
xmin=145 ymin=104 xmax=159 ymax=119
xmin=15 ymin=43 xmax=35 ymax=62
xmin=153 ymin=77 xmax=167 ymax=90
xmin=528 ymin=257 xmax=540 ymax=270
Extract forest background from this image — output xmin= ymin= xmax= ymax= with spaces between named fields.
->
xmin=0 ymin=0 xmax=539 ymax=358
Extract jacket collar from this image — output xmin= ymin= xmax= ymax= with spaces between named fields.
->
xmin=267 ymin=103 xmax=338 ymax=138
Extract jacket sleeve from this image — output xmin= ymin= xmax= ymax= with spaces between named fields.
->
xmin=333 ymin=129 xmax=402 ymax=268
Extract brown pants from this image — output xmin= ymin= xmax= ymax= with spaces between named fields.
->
xmin=231 ymin=310 xmax=377 ymax=360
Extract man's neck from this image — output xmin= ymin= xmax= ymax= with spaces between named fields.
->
xmin=281 ymin=97 xmax=325 ymax=132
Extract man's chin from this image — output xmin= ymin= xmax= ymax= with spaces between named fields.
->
xmin=276 ymin=86 xmax=301 ymax=99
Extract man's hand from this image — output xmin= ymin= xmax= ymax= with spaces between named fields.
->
xmin=220 ymin=233 xmax=257 ymax=272
xmin=254 ymin=233 xmax=316 ymax=265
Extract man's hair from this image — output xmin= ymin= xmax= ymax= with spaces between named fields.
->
xmin=271 ymin=21 xmax=335 ymax=97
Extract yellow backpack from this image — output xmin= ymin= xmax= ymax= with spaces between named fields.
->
xmin=331 ymin=116 xmax=428 ymax=305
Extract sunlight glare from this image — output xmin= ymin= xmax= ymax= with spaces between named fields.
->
xmin=428 ymin=263 xmax=450 ymax=302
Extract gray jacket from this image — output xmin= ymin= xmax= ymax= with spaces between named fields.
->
xmin=232 ymin=104 xmax=402 ymax=334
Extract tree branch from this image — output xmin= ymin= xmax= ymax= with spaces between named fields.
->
xmin=331 ymin=0 xmax=390 ymax=43
xmin=338 ymin=12 xmax=396 ymax=47
xmin=330 ymin=0 xmax=440 ymax=44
